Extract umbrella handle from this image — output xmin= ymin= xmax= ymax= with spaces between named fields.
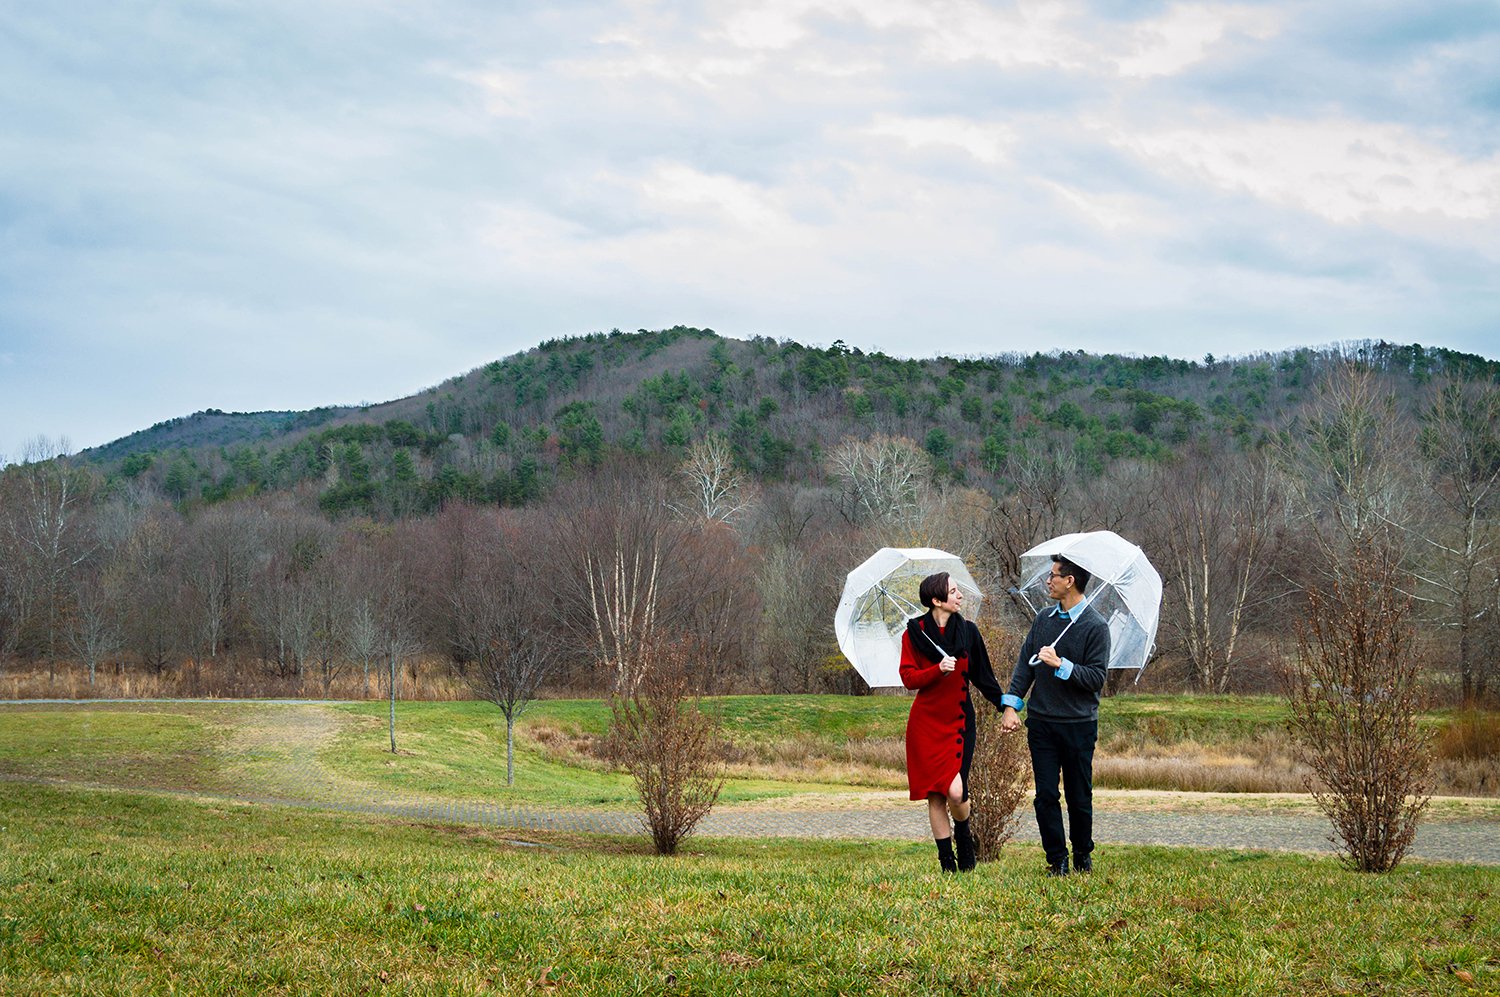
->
xmin=1029 ymin=615 xmax=1077 ymax=665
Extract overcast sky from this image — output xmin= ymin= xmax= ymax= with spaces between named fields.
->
xmin=2 ymin=0 xmax=1497 ymax=459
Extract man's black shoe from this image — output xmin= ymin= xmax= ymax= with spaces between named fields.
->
xmin=1073 ymin=854 xmax=1092 ymax=874
xmin=1046 ymin=857 xmax=1069 ymax=877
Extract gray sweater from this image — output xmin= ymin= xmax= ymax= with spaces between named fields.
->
xmin=1005 ymin=605 xmax=1110 ymax=722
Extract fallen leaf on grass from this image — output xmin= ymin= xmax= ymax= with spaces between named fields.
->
xmin=1452 ymin=967 xmax=1475 ymax=986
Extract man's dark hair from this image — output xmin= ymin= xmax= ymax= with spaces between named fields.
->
xmin=1051 ymin=554 xmax=1091 ymax=594
xmin=919 ymin=571 xmax=951 ymax=609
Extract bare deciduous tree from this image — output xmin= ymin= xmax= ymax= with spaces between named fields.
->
xmin=1276 ymin=364 xmax=1415 ymax=555
xmin=1284 ymin=540 xmax=1432 ymax=872
xmin=1412 ymin=379 xmax=1500 ymax=701
xmin=66 ymin=570 xmax=124 ymax=686
xmin=0 ymin=438 xmax=97 ymax=678
xmin=676 ymin=432 xmax=753 ymax=524
xmin=827 ymin=434 xmax=931 ymax=532
xmin=986 ymin=449 xmax=1081 ymax=621
xmin=437 ymin=505 xmax=558 ymax=785
xmin=180 ymin=505 xmax=260 ymax=661
xmin=343 ymin=594 xmax=381 ymax=699
xmin=120 ymin=509 xmax=183 ymax=675
xmin=1150 ymin=448 xmax=1290 ymax=692
xmin=553 ymin=468 xmax=691 ymax=693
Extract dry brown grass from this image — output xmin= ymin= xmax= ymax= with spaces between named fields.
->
xmin=524 ymin=720 xmax=908 ymax=788
xmin=1436 ymin=710 xmax=1500 ymax=762
xmin=519 ymin=712 xmax=1500 ymax=797
xmin=1430 ymin=757 xmax=1500 ymax=796
xmin=1093 ymin=729 xmax=1313 ymax=793
xmin=1095 ymin=754 xmax=1310 ymax=793
xmin=0 ymin=657 xmax=471 ymax=701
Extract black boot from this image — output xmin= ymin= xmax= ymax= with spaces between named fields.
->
xmin=935 ymin=837 xmax=957 ymax=873
xmin=1046 ymin=856 xmax=1070 ymax=877
xmin=1073 ymin=852 xmax=1092 ymax=874
xmin=954 ymin=819 xmax=976 ymax=872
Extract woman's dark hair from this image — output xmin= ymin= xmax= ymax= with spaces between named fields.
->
xmin=919 ymin=572 xmax=951 ymax=608
xmin=1051 ymin=554 xmax=1091 ymax=593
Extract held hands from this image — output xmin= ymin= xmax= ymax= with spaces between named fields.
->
xmin=1000 ymin=706 xmax=1021 ymax=733
xmin=938 ymin=655 xmax=957 ymax=674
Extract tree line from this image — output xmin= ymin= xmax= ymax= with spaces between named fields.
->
xmin=1 ymin=349 xmax=1497 ymax=704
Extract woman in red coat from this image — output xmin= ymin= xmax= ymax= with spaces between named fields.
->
xmin=901 ymin=571 xmax=1007 ymax=872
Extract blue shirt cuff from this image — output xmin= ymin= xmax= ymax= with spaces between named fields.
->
xmin=1056 ymin=657 xmax=1074 ymax=681
xmin=1002 ymin=694 xmax=1025 ymax=711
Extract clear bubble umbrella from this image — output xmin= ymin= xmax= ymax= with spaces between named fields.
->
xmin=834 ymin=547 xmax=983 ymax=688
xmin=1013 ymin=530 xmax=1162 ymax=673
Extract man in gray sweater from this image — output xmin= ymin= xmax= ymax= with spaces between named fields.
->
xmin=1000 ymin=554 xmax=1110 ymax=876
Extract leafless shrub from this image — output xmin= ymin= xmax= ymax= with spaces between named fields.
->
xmin=1284 ymin=540 xmax=1433 ymax=872
xmin=608 ymin=638 xmax=725 ymax=854
xmin=968 ymin=704 xmax=1030 ymax=862
xmin=967 ymin=617 xmax=1029 ymax=861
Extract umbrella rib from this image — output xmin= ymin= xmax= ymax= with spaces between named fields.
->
xmin=877 ymin=583 xmax=950 ymax=660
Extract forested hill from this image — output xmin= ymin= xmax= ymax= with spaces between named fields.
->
xmin=77 ymin=326 xmax=1499 ymax=517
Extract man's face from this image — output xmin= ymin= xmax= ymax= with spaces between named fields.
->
xmin=1045 ymin=565 xmax=1072 ymax=601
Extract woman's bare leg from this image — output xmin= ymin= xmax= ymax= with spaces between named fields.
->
xmin=927 ymin=793 xmax=951 ymax=838
xmin=947 ymin=773 xmax=970 ymax=823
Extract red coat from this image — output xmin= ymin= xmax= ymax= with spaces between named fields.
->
xmin=900 ymin=620 xmax=974 ymax=801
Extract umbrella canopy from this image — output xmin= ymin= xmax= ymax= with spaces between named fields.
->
xmin=1015 ymin=531 xmax=1162 ymax=672
xmin=835 ymin=548 xmax=983 ymax=688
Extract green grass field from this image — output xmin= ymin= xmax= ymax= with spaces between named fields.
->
xmin=3 ymin=695 xmax=1497 ymax=810
xmin=3 ymin=696 xmax=1499 ymax=993
xmin=1 ymin=782 xmax=1495 ymax=995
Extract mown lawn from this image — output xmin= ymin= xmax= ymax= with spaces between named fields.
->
xmin=0 ymin=783 xmax=1495 ymax=995
xmin=0 ymin=702 xmax=236 ymax=790
xmin=3 ymin=696 xmax=1497 ymax=808
xmin=328 ymin=700 xmax=865 ymax=807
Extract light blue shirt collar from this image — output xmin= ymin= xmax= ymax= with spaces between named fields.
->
xmin=1051 ymin=594 xmax=1088 ymax=620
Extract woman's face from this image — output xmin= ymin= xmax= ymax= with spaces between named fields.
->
xmin=935 ymin=580 xmax=962 ymax=612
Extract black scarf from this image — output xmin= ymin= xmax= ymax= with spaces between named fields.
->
xmin=906 ymin=610 xmax=971 ymax=664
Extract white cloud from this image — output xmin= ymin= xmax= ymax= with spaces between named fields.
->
xmin=450 ymin=68 xmax=533 ymax=118
xmin=1105 ymin=115 xmax=1500 ymax=228
xmin=1040 ymin=180 xmax=1155 ymax=232
xmin=702 ymin=0 xmax=1281 ymax=77
xmin=1115 ymin=3 xmax=1283 ymax=78
xmin=864 ymin=114 xmax=1014 ymax=165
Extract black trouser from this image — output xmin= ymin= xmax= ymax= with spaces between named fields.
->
xmin=1026 ymin=716 xmax=1098 ymax=865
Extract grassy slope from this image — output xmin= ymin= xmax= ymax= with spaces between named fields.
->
xmin=1 ymin=782 xmax=1496 ymax=996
